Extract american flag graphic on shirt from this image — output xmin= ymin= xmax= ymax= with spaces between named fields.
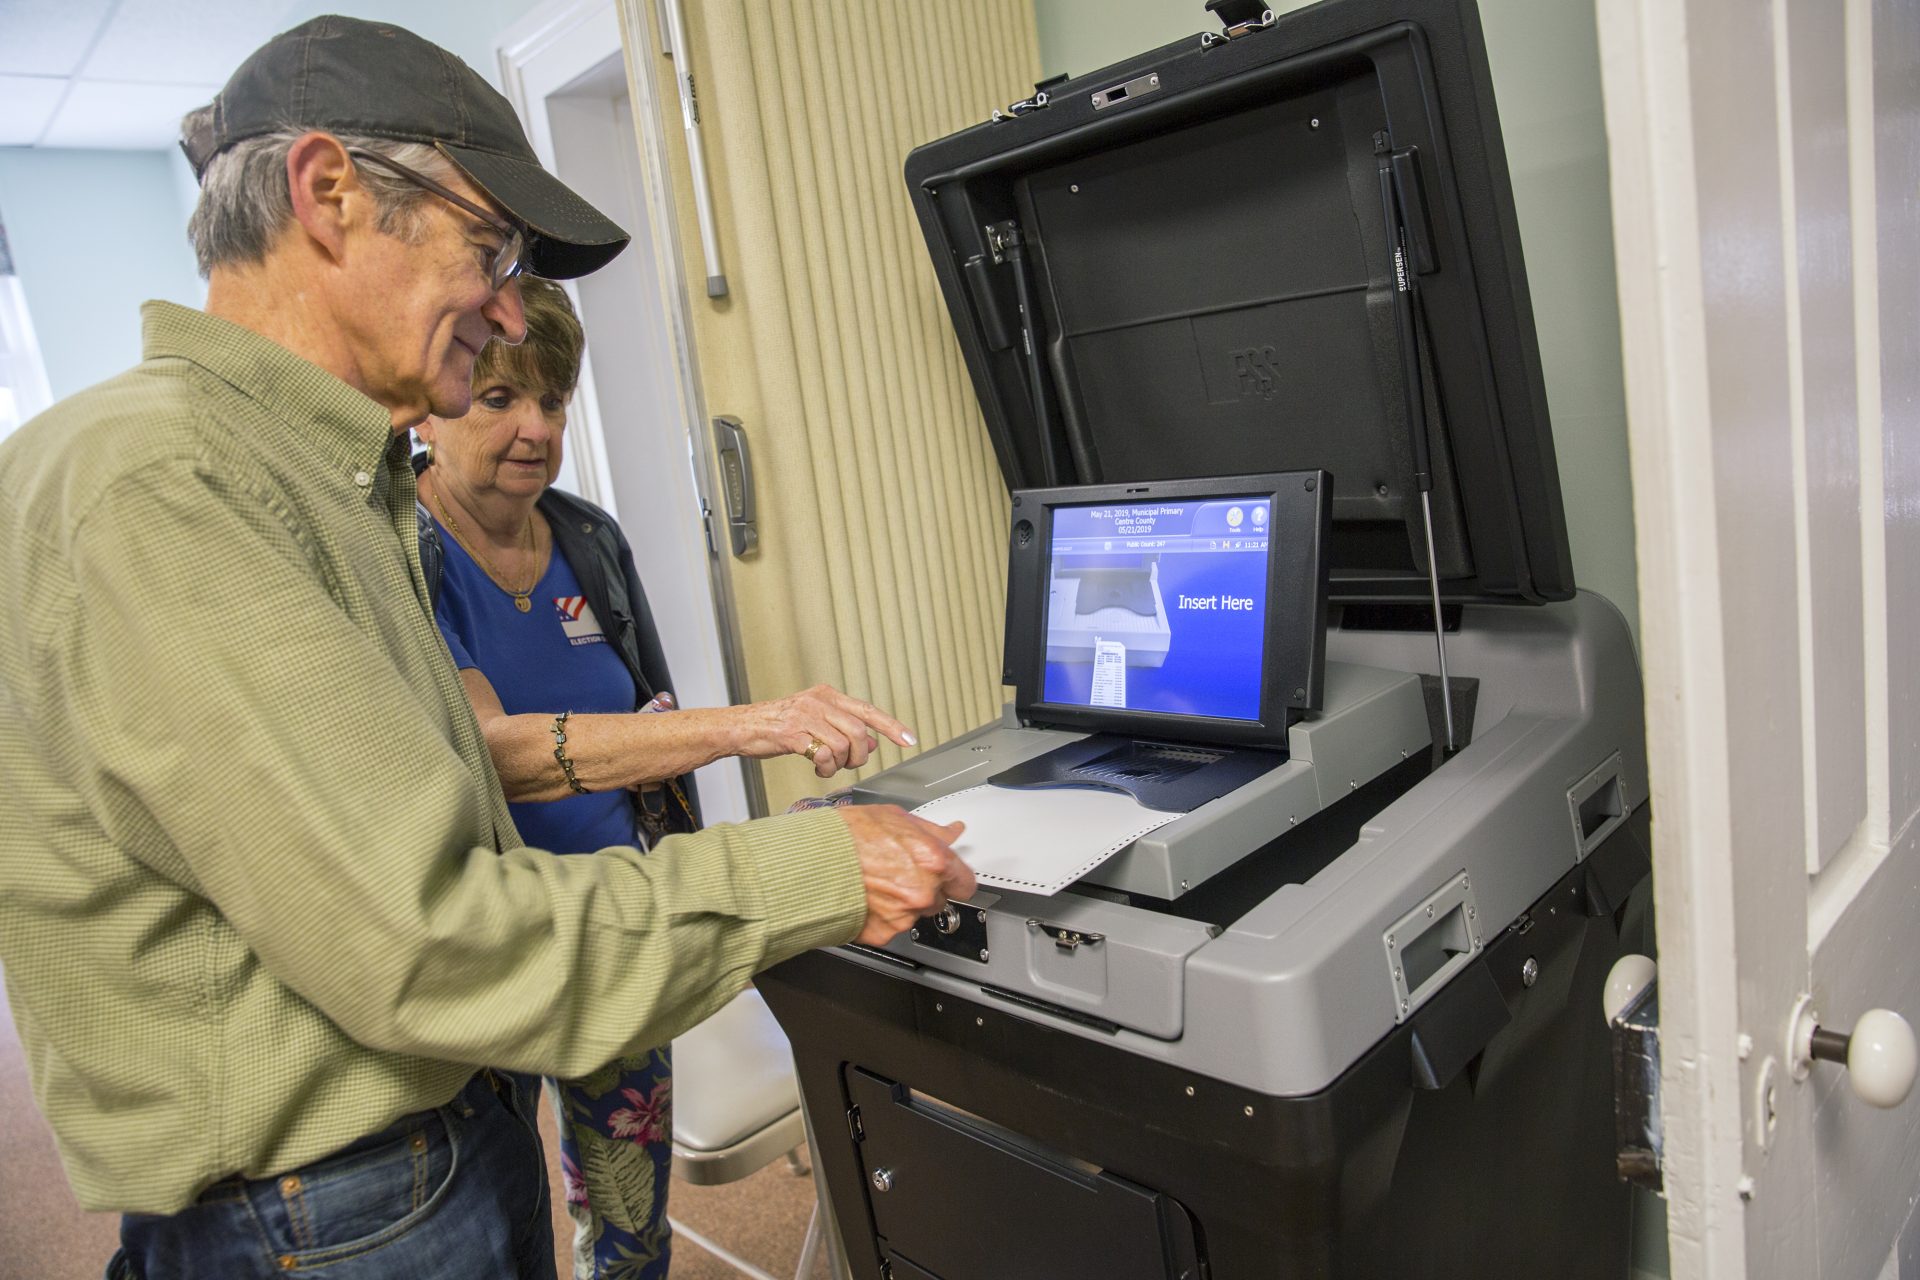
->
xmin=553 ymin=596 xmax=608 ymax=646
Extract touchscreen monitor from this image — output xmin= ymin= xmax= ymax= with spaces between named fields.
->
xmin=1005 ymin=473 xmax=1330 ymax=749
xmin=1044 ymin=497 xmax=1272 ymax=720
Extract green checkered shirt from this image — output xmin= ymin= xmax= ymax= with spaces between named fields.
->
xmin=0 ymin=302 xmax=864 ymax=1214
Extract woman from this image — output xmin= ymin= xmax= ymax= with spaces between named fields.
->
xmin=416 ymin=277 xmax=912 ymax=1279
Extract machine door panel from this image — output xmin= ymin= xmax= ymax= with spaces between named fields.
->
xmin=846 ymin=1068 xmax=1204 ymax=1280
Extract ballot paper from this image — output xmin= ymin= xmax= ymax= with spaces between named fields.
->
xmin=1089 ymin=637 xmax=1127 ymax=708
xmin=913 ymin=783 xmax=1179 ymax=895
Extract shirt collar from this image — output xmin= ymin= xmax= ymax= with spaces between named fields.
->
xmin=140 ymin=300 xmax=399 ymax=479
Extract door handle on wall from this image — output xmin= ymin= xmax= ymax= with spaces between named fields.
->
xmin=712 ymin=415 xmax=757 ymax=558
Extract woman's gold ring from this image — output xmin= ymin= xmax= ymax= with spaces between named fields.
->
xmin=802 ymin=737 xmax=827 ymax=762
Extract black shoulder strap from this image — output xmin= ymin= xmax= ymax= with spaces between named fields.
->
xmin=415 ymin=501 xmax=444 ymax=611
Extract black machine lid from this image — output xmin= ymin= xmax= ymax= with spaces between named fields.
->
xmin=903 ymin=0 xmax=1572 ymax=603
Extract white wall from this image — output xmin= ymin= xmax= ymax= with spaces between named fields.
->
xmin=0 ymin=0 xmax=554 ymax=410
xmin=1031 ymin=0 xmax=1640 ymax=640
xmin=277 ymin=0 xmax=557 ymax=92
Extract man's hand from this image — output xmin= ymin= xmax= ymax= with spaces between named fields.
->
xmin=736 ymin=684 xmax=917 ymax=779
xmin=840 ymin=805 xmax=976 ymax=946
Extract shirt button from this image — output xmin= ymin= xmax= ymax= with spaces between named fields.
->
xmin=353 ymin=470 xmax=372 ymax=488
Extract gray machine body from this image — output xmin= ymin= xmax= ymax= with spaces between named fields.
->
xmin=844 ymin=590 xmax=1645 ymax=1097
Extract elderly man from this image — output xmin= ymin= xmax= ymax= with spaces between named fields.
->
xmin=0 ymin=16 xmax=972 ymax=1280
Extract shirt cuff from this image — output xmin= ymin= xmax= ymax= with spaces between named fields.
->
xmin=727 ymin=807 xmax=867 ymax=961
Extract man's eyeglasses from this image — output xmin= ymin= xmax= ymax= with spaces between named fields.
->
xmin=348 ymin=149 xmax=526 ymax=292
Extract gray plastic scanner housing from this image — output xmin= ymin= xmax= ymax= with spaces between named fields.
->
xmin=841 ymin=592 xmax=1645 ymax=1095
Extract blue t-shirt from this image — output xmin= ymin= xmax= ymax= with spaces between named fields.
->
xmin=432 ymin=518 xmax=639 ymax=856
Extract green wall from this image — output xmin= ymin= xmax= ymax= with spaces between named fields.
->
xmin=1031 ymin=0 xmax=1640 ymax=640
xmin=0 ymin=149 xmax=206 ymax=403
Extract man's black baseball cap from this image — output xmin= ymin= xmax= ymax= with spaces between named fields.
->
xmin=181 ymin=15 xmax=629 ymax=280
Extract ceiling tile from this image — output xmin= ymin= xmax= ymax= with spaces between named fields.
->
xmin=38 ymin=79 xmax=217 ymax=149
xmin=0 ymin=73 xmax=67 ymax=145
xmin=80 ymin=0 xmax=306 ymax=86
xmin=0 ymin=0 xmax=116 ymax=77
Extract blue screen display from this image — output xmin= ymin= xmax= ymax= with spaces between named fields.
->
xmin=1041 ymin=496 xmax=1271 ymax=721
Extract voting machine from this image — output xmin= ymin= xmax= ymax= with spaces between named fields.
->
xmin=756 ymin=1 xmax=1652 ymax=1275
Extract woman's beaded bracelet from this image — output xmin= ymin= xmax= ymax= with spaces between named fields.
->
xmin=550 ymin=711 xmax=588 ymax=795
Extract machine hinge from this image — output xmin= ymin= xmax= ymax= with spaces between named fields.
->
xmin=846 ymin=1104 xmax=865 ymax=1143
xmin=879 ymin=1262 xmax=895 ymax=1280
xmin=983 ymin=220 xmax=1024 ymax=264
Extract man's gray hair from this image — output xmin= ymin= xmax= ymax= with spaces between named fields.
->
xmin=183 ymin=107 xmax=457 ymax=276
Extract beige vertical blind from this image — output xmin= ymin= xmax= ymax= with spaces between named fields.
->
xmin=640 ymin=0 xmax=1037 ymax=810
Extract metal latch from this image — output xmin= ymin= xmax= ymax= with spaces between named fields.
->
xmin=1028 ymin=918 xmax=1104 ymax=952
xmin=1201 ymin=5 xmax=1277 ymax=47
xmin=991 ymin=89 xmax=1050 ymax=123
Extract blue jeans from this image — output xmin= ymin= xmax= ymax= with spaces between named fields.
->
xmin=107 ymin=1071 xmax=555 ymax=1279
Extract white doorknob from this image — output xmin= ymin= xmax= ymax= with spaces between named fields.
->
xmin=1794 ymin=1006 xmax=1918 ymax=1109
xmin=1603 ymin=954 xmax=1657 ymax=1025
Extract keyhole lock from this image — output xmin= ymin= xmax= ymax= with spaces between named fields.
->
xmin=1753 ymin=1056 xmax=1779 ymax=1152
xmin=934 ymin=906 xmax=961 ymax=934
xmin=871 ymin=1167 xmax=895 ymax=1193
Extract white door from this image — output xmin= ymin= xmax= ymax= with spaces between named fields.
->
xmin=1599 ymin=0 xmax=1920 ymax=1276
xmin=497 ymin=0 xmax=758 ymax=823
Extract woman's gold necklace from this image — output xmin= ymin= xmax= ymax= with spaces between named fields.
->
xmin=431 ymin=485 xmax=540 ymax=612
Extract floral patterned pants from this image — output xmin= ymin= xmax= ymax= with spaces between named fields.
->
xmin=552 ymin=1047 xmax=673 ymax=1280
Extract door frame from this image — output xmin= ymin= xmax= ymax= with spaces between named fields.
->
xmin=1599 ymin=1 xmax=1920 ymax=1276
xmin=496 ymin=0 xmax=767 ymax=820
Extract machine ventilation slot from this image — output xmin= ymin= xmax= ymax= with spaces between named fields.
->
xmin=981 ymin=983 xmax=1123 ymax=1033
xmin=1567 ymin=752 xmax=1627 ymax=857
xmin=1339 ymin=601 xmax=1464 ymax=633
xmin=845 ymin=943 xmax=921 ymax=970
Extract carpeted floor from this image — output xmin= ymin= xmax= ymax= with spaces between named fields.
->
xmin=0 ymin=973 xmax=823 ymax=1280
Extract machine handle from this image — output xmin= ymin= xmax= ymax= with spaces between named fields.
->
xmin=1795 ymin=1005 xmax=1917 ymax=1109
xmin=1603 ymin=954 xmax=1656 ymax=1025
xmin=712 ymin=415 xmax=757 ymax=558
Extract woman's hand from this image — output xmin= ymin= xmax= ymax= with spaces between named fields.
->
xmin=734 ymin=684 xmax=917 ymax=778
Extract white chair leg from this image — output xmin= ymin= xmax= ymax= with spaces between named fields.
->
xmin=784 ymin=1146 xmax=809 ymax=1177
xmin=793 ymin=1201 xmax=823 ymax=1280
